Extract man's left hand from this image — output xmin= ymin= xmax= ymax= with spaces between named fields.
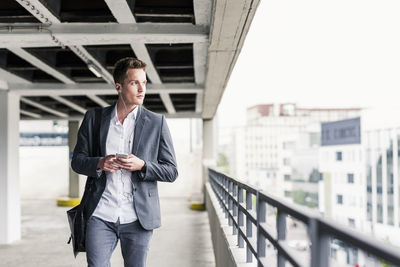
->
xmin=115 ymin=154 xmax=145 ymax=172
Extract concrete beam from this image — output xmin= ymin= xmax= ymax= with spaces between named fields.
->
xmin=20 ymin=109 xmax=42 ymax=119
xmin=0 ymin=91 xmax=21 ymax=244
xmin=15 ymin=0 xmax=60 ymax=24
xmin=0 ymin=23 xmax=209 ymax=48
xmin=7 ymin=47 xmax=75 ymax=84
xmin=0 ymin=68 xmax=31 ymax=84
xmin=68 ymin=45 xmax=114 ymax=84
xmin=195 ymin=91 xmax=203 ymax=113
xmin=128 ymin=44 xmax=176 ymax=114
xmin=193 ymin=43 xmax=208 ymax=85
xmin=104 ymin=0 xmax=136 ymax=23
xmin=15 ymin=0 xmax=114 ymax=85
xmin=50 ymin=95 xmax=86 ymax=114
xmin=86 ymin=95 xmax=109 ymax=108
xmin=193 ymin=0 xmax=213 ymax=25
xmin=20 ymin=97 xmax=68 ymax=118
xmin=159 ymin=93 xmax=176 ymax=114
xmin=21 ymin=112 xmax=202 ymax=121
xmin=105 ymin=0 xmax=176 ymax=115
xmin=9 ymin=83 xmax=203 ymax=96
xmin=202 ymin=0 xmax=261 ymax=119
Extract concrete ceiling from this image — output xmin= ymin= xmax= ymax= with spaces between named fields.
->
xmin=0 ymin=0 xmax=260 ymax=120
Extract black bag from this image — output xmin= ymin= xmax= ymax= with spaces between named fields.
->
xmin=67 ymin=108 xmax=102 ymax=257
xmin=67 ymin=204 xmax=86 ymax=257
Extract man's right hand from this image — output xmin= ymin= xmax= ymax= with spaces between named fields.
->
xmin=97 ymin=155 xmax=120 ymax=172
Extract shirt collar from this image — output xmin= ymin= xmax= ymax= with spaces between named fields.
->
xmin=113 ymin=104 xmax=139 ymax=125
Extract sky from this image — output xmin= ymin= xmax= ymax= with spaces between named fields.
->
xmin=217 ymin=0 xmax=400 ymax=129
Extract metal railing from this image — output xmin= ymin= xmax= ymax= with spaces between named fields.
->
xmin=208 ymin=168 xmax=400 ymax=267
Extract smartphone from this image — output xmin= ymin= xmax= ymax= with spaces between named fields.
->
xmin=116 ymin=153 xmax=128 ymax=159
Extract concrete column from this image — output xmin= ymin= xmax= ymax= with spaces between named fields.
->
xmin=202 ymin=118 xmax=217 ymax=199
xmin=190 ymin=118 xmax=217 ymax=209
xmin=68 ymin=121 xmax=80 ymax=198
xmin=0 ymin=90 xmax=21 ymax=244
xmin=203 ymin=118 xmax=217 ymax=162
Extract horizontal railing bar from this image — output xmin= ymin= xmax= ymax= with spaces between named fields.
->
xmin=211 ymin=169 xmax=315 ymax=224
xmin=257 ymin=223 xmax=303 ymax=267
xmin=318 ymin=217 xmax=400 ymax=265
xmin=209 ymin=175 xmax=258 ymax=225
xmin=238 ymin=225 xmax=256 ymax=253
xmin=258 ymin=222 xmax=277 ymax=241
xmin=208 ymin=168 xmax=400 ymax=267
xmin=278 ymin=240 xmax=306 ymax=267
xmin=258 ymin=256 xmax=270 ymax=267
xmin=209 ymin=169 xmax=258 ymax=194
xmin=238 ymin=204 xmax=257 ymax=225
xmin=258 ymin=190 xmax=313 ymax=224
xmin=247 ymin=235 xmax=258 ymax=258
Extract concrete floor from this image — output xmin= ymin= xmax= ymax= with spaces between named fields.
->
xmin=0 ymin=198 xmax=215 ymax=267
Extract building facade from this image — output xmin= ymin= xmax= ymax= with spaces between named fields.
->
xmin=242 ymin=103 xmax=360 ymax=198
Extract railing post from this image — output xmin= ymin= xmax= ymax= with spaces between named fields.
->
xmin=277 ymin=211 xmax=287 ymax=267
xmin=238 ymin=187 xmax=244 ymax=248
xmin=246 ymin=190 xmax=253 ymax=262
xmin=232 ymin=183 xmax=238 ymax=235
xmin=257 ymin=192 xmax=266 ymax=267
xmin=309 ymin=218 xmax=330 ymax=267
xmin=219 ymin=175 xmax=224 ymax=209
xmin=224 ymin=176 xmax=228 ymax=219
xmin=228 ymin=180 xmax=233 ymax=226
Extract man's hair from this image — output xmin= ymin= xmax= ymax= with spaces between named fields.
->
xmin=113 ymin=57 xmax=147 ymax=84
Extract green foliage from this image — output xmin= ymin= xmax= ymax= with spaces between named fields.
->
xmin=292 ymin=190 xmax=317 ymax=208
xmin=379 ymin=259 xmax=392 ymax=267
xmin=217 ymin=152 xmax=230 ymax=174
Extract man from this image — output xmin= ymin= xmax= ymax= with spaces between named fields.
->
xmin=71 ymin=57 xmax=178 ymax=267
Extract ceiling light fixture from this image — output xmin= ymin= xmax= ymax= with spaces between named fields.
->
xmin=87 ymin=62 xmax=102 ymax=78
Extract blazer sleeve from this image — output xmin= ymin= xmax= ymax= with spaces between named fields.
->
xmin=140 ymin=115 xmax=178 ymax=182
xmin=71 ymin=110 xmax=102 ymax=178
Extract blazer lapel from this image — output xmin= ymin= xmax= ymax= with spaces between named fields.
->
xmin=99 ymin=104 xmax=114 ymax=156
xmin=132 ymin=105 xmax=147 ymax=155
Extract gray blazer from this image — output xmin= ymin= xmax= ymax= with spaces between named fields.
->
xmin=71 ymin=104 xmax=178 ymax=230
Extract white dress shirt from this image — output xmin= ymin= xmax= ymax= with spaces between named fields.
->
xmin=92 ymin=105 xmax=138 ymax=224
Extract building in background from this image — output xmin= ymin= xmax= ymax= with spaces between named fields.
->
xmin=319 ymin=116 xmax=400 ymax=247
xmin=281 ymin=122 xmax=320 ymax=207
xmin=228 ymin=103 xmax=361 ymax=198
xmin=318 ymin=117 xmax=365 ymax=229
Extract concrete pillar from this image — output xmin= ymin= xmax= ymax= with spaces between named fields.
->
xmin=201 ymin=118 xmax=217 ymax=201
xmin=203 ymin=118 xmax=217 ymax=162
xmin=0 ymin=90 xmax=21 ymax=244
xmin=68 ymin=121 xmax=80 ymax=198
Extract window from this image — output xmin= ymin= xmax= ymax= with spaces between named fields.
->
xmin=337 ymin=195 xmax=343 ymax=204
xmin=284 ymin=191 xmax=291 ymax=197
xmin=283 ymin=158 xmax=290 ymax=166
xmin=284 ymin=175 xmax=291 ymax=181
xmin=348 ymin=218 xmax=355 ymax=227
xmin=336 ymin=151 xmax=342 ymax=161
xmin=347 ymin=173 xmax=354 ymax=183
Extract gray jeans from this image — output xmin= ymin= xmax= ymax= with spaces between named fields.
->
xmin=86 ymin=216 xmax=153 ymax=267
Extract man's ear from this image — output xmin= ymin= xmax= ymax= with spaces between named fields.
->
xmin=115 ymin=83 xmax=121 ymax=91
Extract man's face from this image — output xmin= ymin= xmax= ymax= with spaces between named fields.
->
xmin=117 ymin=68 xmax=147 ymax=106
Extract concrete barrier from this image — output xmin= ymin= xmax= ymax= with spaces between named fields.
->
xmin=205 ymin=183 xmax=253 ymax=267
